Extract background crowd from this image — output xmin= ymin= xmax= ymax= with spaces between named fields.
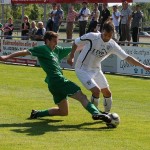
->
xmin=0 ymin=1 xmax=144 ymax=46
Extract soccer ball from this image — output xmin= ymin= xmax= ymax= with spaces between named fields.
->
xmin=106 ymin=113 xmax=120 ymax=128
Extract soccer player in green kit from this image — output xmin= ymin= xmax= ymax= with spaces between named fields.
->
xmin=0 ymin=31 xmax=111 ymax=124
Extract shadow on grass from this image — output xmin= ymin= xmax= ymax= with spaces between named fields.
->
xmin=0 ymin=118 xmax=113 ymax=136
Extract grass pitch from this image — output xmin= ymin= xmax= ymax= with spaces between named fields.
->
xmin=0 ymin=63 xmax=150 ymax=150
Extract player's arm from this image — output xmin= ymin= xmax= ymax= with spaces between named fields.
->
xmin=125 ymin=56 xmax=150 ymax=71
xmin=67 ymin=42 xmax=78 ymax=66
xmin=0 ymin=50 xmax=30 ymax=61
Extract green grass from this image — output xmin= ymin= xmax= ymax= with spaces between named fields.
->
xmin=0 ymin=63 xmax=150 ymax=150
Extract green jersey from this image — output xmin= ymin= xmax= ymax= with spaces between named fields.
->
xmin=28 ymin=45 xmax=71 ymax=85
xmin=28 ymin=44 xmax=80 ymax=104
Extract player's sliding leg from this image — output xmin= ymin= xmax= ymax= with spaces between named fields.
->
xmin=30 ymin=90 xmax=111 ymax=123
xmin=30 ymin=99 xmax=69 ymax=119
xmin=71 ymin=91 xmax=111 ymax=123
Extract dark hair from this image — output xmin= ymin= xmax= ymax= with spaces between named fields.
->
xmin=44 ymin=31 xmax=58 ymax=42
xmin=102 ymin=21 xmax=115 ymax=33
xmin=52 ymin=3 xmax=56 ymax=6
xmin=113 ymin=5 xmax=118 ymax=8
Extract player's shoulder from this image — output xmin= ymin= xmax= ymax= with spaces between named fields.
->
xmin=109 ymin=38 xmax=116 ymax=44
xmin=30 ymin=44 xmax=46 ymax=50
xmin=55 ymin=45 xmax=64 ymax=50
xmin=55 ymin=45 xmax=71 ymax=51
xmin=109 ymin=39 xmax=121 ymax=50
xmin=84 ymin=32 xmax=101 ymax=40
xmin=88 ymin=32 xmax=101 ymax=36
xmin=37 ymin=44 xmax=46 ymax=48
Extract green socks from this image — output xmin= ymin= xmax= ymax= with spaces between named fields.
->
xmin=36 ymin=102 xmax=101 ymax=117
xmin=37 ymin=110 xmax=50 ymax=117
xmin=86 ymin=102 xmax=101 ymax=115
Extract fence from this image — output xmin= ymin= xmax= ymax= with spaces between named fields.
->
xmin=0 ymin=37 xmax=150 ymax=77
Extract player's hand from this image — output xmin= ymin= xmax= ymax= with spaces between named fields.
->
xmin=143 ymin=65 xmax=150 ymax=71
xmin=0 ymin=56 xmax=9 ymax=61
xmin=67 ymin=56 xmax=74 ymax=66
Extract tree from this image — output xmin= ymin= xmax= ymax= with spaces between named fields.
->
xmin=11 ymin=4 xmax=22 ymax=20
xmin=29 ymin=4 xmax=40 ymax=20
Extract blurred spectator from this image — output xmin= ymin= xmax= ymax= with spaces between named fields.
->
xmin=3 ymin=17 xmax=14 ymax=39
xmin=100 ymin=3 xmax=110 ymax=32
xmin=46 ymin=3 xmax=57 ymax=31
xmin=78 ymin=2 xmax=90 ymax=36
xmin=53 ymin=3 xmax=64 ymax=33
xmin=34 ymin=21 xmax=46 ymax=41
xmin=112 ymin=5 xmax=121 ymax=33
xmin=21 ymin=15 xmax=30 ymax=40
xmin=3 ymin=23 xmax=11 ymax=39
xmin=131 ymin=5 xmax=143 ymax=46
xmin=86 ymin=3 xmax=100 ymax=33
xmin=120 ymin=1 xmax=132 ymax=45
xmin=29 ymin=21 xmax=38 ymax=40
xmin=66 ymin=5 xmax=78 ymax=40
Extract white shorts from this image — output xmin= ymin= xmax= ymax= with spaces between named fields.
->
xmin=75 ymin=68 xmax=109 ymax=90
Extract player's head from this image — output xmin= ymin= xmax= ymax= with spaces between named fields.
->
xmin=44 ymin=31 xmax=58 ymax=49
xmin=101 ymin=21 xmax=115 ymax=42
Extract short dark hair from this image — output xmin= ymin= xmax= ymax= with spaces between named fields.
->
xmin=102 ymin=21 xmax=115 ymax=33
xmin=44 ymin=31 xmax=58 ymax=42
xmin=113 ymin=5 xmax=118 ymax=8
xmin=52 ymin=3 xmax=56 ymax=6
xmin=94 ymin=3 xmax=99 ymax=6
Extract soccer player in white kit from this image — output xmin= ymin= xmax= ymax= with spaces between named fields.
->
xmin=67 ymin=21 xmax=150 ymax=113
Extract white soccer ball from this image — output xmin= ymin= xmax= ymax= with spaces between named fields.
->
xmin=106 ymin=113 xmax=120 ymax=128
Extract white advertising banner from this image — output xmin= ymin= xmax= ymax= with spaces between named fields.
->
xmin=0 ymin=39 xmax=39 ymax=65
xmin=117 ymin=46 xmax=150 ymax=76
xmin=0 ymin=39 xmax=73 ymax=67
xmin=0 ymin=0 xmax=11 ymax=4
xmin=134 ymin=0 xmax=150 ymax=2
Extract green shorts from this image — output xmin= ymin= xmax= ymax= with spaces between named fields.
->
xmin=48 ymin=77 xmax=81 ymax=104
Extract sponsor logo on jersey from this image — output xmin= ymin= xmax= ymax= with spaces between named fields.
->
xmin=87 ymin=80 xmax=91 ymax=85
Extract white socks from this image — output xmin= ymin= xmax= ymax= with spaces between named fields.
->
xmin=91 ymin=95 xmax=112 ymax=112
xmin=103 ymin=97 xmax=112 ymax=113
xmin=91 ymin=95 xmax=100 ymax=107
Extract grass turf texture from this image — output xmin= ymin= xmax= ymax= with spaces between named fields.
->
xmin=0 ymin=63 xmax=150 ymax=150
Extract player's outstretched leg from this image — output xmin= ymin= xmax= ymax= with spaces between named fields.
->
xmin=71 ymin=91 xmax=112 ymax=123
xmin=30 ymin=99 xmax=69 ymax=119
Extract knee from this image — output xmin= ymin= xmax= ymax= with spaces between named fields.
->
xmin=106 ymin=91 xmax=112 ymax=97
xmin=92 ymin=88 xmax=101 ymax=97
xmin=60 ymin=109 xmax=69 ymax=116
xmin=102 ymin=88 xmax=112 ymax=97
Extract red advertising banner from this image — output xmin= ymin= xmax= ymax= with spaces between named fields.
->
xmin=11 ymin=0 xmax=133 ymax=4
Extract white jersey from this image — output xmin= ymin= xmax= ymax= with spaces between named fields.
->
xmin=75 ymin=32 xmax=129 ymax=70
